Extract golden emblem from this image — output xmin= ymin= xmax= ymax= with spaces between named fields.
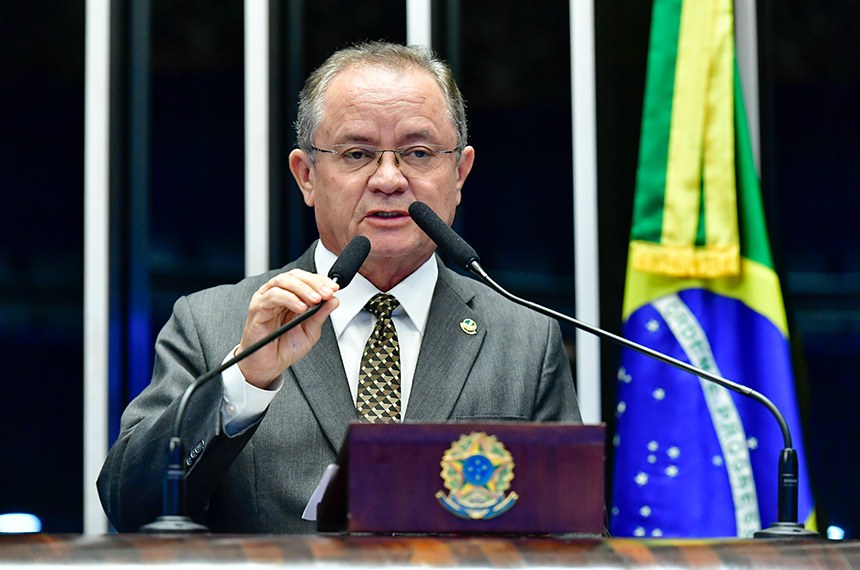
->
xmin=435 ymin=432 xmax=518 ymax=520
xmin=460 ymin=318 xmax=478 ymax=335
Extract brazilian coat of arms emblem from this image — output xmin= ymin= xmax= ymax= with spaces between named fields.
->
xmin=435 ymin=431 xmax=518 ymax=520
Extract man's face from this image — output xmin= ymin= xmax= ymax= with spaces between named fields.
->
xmin=290 ymin=65 xmax=474 ymax=273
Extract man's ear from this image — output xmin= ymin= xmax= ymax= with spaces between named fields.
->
xmin=289 ymin=148 xmax=315 ymax=206
xmin=453 ymin=145 xmax=476 ymax=206
xmin=455 ymin=145 xmax=476 ymax=192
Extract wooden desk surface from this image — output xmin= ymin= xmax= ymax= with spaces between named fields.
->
xmin=0 ymin=534 xmax=855 ymax=569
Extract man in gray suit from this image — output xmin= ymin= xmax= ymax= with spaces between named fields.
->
xmin=98 ymin=42 xmax=581 ymax=533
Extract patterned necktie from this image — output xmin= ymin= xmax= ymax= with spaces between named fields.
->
xmin=355 ymin=293 xmax=402 ymax=423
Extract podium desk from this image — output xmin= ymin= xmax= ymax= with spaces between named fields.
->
xmin=0 ymin=534 xmax=854 ymax=569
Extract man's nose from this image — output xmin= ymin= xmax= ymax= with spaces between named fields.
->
xmin=376 ymin=149 xmax=400 ymax=167
xmin=369 ymin=150 xmax=407 ymax=191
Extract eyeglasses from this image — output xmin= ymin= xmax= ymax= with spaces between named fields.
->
xmin=310 ymin=144 xmax=459 ymax=174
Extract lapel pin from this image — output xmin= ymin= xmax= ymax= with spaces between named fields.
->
xmin=459 ymin=318 xmax=478 ymax=335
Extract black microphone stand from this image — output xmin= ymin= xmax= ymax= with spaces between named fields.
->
xmin=138 ymin=234 xmax=370 ymax=533
xmin=466 ymin=260 xmax=819 ymax=539
xmin=139 ymin=303 xmax=323 ymax=533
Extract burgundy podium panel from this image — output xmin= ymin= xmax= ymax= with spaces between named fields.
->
xmin=318 ymin=422 xmax=605 ymax=535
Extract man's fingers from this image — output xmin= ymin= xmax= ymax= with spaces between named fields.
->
xmin=250 ymin=269 xmax=340 ymax=318
xmin=257 ymin=269 xmax=338 ymax=301
xmin=252 ymin=287 xmax=313 ymax=315
xmin=237 ymin=269 xmax=343 ymax=387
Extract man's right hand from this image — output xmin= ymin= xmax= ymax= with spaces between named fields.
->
xmin=236 ymin=269 xmax=340 ymax=388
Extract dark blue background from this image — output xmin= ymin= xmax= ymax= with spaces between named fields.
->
xmin=1 ymin=0 xmax=857 ymax=535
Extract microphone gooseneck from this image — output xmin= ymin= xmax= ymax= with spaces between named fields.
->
xmin=140 ymin=236 xmax=371 ymax=533
xmin=169 ymin=235 xmax=371 ymax=439
xmin=409 ymin=200 xmax=818 ymax=539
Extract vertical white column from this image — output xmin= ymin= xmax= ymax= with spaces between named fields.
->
xmin=83 ymin=0 xmax=111 ymax=535
xmin=570 ymin=0 xmax=601 ymax=423
xmin=407 ymin=0 xmax=432 ymax=47
xmin=245 ymin=0 xmax=270 ymax=276
xmin=735 ymin=0 xmax=760 ymax=172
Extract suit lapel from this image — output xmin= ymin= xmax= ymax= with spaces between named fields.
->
xmin=406 ymin=264 xmax=486 ymax=421
xmin=289 ymin=324 xmax=355 ymax=451
xmin=284 ymin=244 xmax=356 ymax=451
xmin=282 ymin=250 xmax=487 ymax=443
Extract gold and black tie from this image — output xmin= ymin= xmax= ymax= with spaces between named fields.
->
xmin=355 ymin=293 xmax=401 ymax=423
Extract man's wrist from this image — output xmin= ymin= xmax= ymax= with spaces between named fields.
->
xmin=222 ymin=346 xmax=282 ymax=435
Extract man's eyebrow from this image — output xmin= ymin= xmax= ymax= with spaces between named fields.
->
xmin=398 ymin=130 xmax=439 ymax=145
xmin=332 ymin=130 xmax=442 ymax=146
xmin=335 ymin=134 xmax=375 ymax=144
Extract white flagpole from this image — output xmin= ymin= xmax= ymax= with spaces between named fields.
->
xmin=570 ymin=0 xmax=601 ymax=423
xmin=83 ymin=0 xmax=111 ymax=535
xmin=735 ymin=0 xmax=760 ymax=173
xmin=407 ymin=0 xmax=432 ymax=48
xmin=245 ymin=0 xmax=270 ymax=276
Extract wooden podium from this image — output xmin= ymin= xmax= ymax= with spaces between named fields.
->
xmin=317 ymin=422 xmax=605 ymax=535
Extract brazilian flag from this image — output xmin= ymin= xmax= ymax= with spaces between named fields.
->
xmin=609 ymin=0 xmax=814 ymax=537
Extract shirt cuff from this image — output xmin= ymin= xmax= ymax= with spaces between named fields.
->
xmin=221 ymin=346 xmax=283 ymax=436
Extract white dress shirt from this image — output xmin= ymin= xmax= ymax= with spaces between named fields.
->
xmin=221 ymin=241 xmax=438 ymax=434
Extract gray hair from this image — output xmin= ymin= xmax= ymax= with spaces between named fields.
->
xmin=295 ymin=42 xmax=468 ymax=157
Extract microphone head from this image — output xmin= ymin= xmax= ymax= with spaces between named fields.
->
xmin=328 ymin=235 xmax=371 ymax=287
xmin=408 ymin=201 xmax=479 ymax=269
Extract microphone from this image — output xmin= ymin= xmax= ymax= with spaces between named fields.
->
xmin=408 ymin=201 xmax=818 ymax=539
xmin=409 ymin=201 xmax=479 ymax=268
xmin=328 ymin=235 xmax=371 ymax=287
xmin=140 ymin=235 xmax=371 ymax=533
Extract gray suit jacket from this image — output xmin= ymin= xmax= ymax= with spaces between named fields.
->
xmin=98 ymin=243 xmax=581 ymax=533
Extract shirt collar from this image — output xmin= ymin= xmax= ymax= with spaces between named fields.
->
xmin=315 ymin=241 xmax=438 ymax=337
